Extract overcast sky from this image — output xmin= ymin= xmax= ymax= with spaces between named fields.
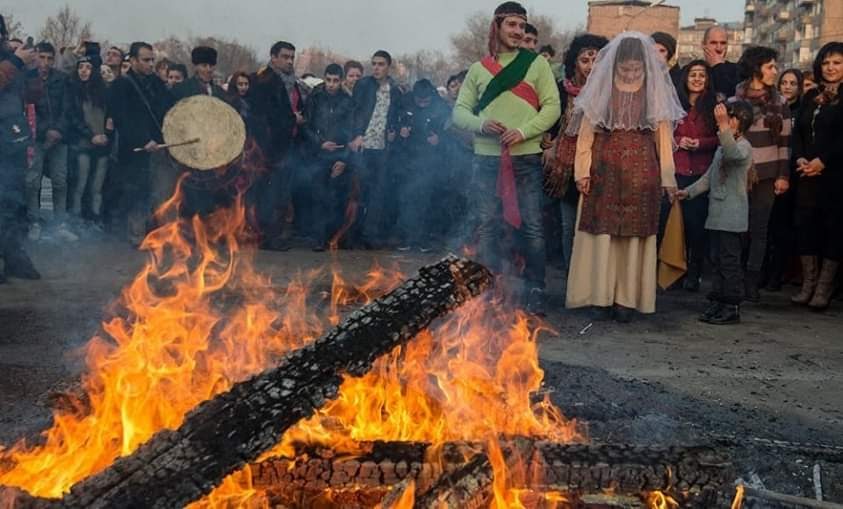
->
xmin=10 ymin=0 xmax=744 ymax=58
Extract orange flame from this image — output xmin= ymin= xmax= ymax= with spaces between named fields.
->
xmin=0 ymin=187 xmax=582 ymax=507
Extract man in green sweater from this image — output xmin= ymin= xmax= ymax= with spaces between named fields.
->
xmin=452 ymin=1 xmax=561 ymax=315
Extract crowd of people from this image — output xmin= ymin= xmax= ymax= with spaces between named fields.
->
xmin=0 ymin=3 xmax=841 ymax=324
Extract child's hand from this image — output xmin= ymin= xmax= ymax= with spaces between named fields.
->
xmin=714 ymin=103 xmax=730 ymax=129
xmin=676 ymin=189 xmax=689 ymax=201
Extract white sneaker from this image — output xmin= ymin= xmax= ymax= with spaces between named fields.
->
xmin=54 ymin=223 xmax=80 ymax=242
xmin=27 ymin=223 xmax=41 ymax=241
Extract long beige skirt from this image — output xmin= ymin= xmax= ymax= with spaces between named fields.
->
xmin=565 ymin=230 xmax=658 ymax=314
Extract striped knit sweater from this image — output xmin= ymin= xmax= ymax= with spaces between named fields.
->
xmin=730 ymin=82 xmax=791 ymax=182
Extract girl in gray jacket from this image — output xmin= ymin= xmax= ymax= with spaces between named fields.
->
xmin=677 ymin=101 xmax=754 ymax=325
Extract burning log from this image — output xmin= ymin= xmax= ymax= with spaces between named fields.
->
xmin=412 ymin=453 xmax=494 ymax=509
xmin=247 ymin=439 xmax=732 ymax=508
xmin=3 ymin=257 xmax=492 ymax=509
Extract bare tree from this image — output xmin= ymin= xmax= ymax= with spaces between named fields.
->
xmin=294 ymin=46 xmax=353 ymax=77
xmin=394 ymin=50 xmax=457 ymax=87
xmin=39 ymin=4 xmax=92 ymax=50
xmin=450 ymin=10 xmax=577 ymax=71
xmin=154 ymin=36 xmax=258 ymax=83
xmin=450 ymin=11 xmax=490 ymax=70
xmin=1 ymin=12 xmax=25 ymax=40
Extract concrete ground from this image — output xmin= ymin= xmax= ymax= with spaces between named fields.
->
xmin=1 ymin=238 xmax=841 ymax=505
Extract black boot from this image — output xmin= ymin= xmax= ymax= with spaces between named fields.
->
xmin=613 ymin=305 xmax=634 ymax=323
xmin=744 ymin=270 xmax=761 ymax=303
xmin=699 ymin=301 xmax=723 ymax=322
xmin=701 ymin=304 xmax=740 ymax=325
xmin=4 ymin=247 xmax=40 ymax=280
xmin=683 ymin=257 xmax=702 ymax=292
xmin=526 ymin=288 xmax=547 ymax=317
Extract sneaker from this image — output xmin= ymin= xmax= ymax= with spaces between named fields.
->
xmin=397 ymin=245 xmax=412 ymax=252
xmin=28 ymin=223 xmax=41 ymax=241
xmin=53 ymin=223 xmax=79 ymax=242
xmin=700 ymin=304 xmax=740 ymax=325
xmin=418 ymin=246 xmax=433 ymax=254
xmin=526 ymin=288 xmax=547 ymax=317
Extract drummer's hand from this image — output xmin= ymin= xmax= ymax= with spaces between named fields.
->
xmin=143 ymin=140 xmax=161 ymax=153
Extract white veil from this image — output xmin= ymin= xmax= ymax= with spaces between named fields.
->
xmin=565 ymin=31 xmax=686 ymax=136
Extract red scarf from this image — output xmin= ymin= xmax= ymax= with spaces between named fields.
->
xmin=480 ymin=56 xmax=540 ymax=229
xmin=563 ymin=79 xmax=582 ymax=98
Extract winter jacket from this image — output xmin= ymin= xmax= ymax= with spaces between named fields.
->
xmin=172 ymin=76 xmax=226 ymax=101
xmin=351 ymin=76 xmax=402 ymax=142
xmin=26 ymin=67 xmax=70 ymax=142
xmin=66 ymin=80 xmax=112 ymax=149
xmin=396 ymin=94 xmax=450 ymax=161
xmin=250 ymin=67 xmax=305 ymax=162
xmin=710 ymin=61 xmax=741 ymax=99
xmin=0 ymin=54 xmax=30 ymax=158
xmin=302 ymin=87 xmax=354 ymax=163
xmin=673 ymin=106 xmax=718 ymax=177
xmin=686 ymin=130 xmax=753 ymax=233
xmin=107 ymin=69 xmax=174 ymax=158
xmin=792 ymin=88 xmax=843 ymax=176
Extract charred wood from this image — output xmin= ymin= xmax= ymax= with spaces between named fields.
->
xmin=3 ymin=257 xmax=492 ymax=509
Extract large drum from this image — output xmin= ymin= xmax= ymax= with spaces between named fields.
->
xmin=163 ymin=95 xmax=246 ymax=171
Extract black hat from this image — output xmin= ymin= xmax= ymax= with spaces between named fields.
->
xmin=191 ymin=46 xmax=217 ymax=66
xmin=651 ymin=32 xmax=677 ymax=61
xmin=78 ymin=54 xmax=103 ymax=70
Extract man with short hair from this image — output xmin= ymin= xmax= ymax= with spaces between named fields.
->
xmin=522 ymin=23 xmax=539 ymax=51
xmin=343 ymin=60 xmax=363 ymax=95
xmin=166 ymin=63 xmax=187 ymax=89
xmin=251 ymin=40 xmax=308 ymax=251
xmin=301 ymin=63 xmax=355 ymax=251
xmin=107 ymin=41 xmax=175 ymax=245
xmin=173 ymin=46 xmax=225 ymax=99
xmin=348 ymin=50 xmax=402 ymax=248
xmin=453 ymin=1 xmax=561 ymax=314
xmin=25 ymin=41 xmax=77 ymax=242
xmin=703 ymin=25 xmax=741 ymax=98
xmin=105 ymin=46 xmax=124 ymax=68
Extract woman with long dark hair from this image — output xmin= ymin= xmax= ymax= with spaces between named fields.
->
xmin=544 ymin=33 xmax=608 ymax=275
xmin=732 ymin=46 xmax=792 ymax=302
xmin=790 ymin=42 xmax=843 ymax=310
xmin=672 ymin=59 xmax=718 ymax=291
xmin=67 ymin=55 xmax=112 ymax=229
xmin=762 ymin=68 xmax=804 ymax=291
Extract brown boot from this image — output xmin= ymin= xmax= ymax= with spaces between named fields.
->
xmin=791 ymin=256 xmax=818 ymax=305
xmin=809 ymin=260 xmax=840 ymax=310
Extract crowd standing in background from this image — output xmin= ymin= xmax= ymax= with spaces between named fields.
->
xmin=1 ymin=4 xmax=842 ymax=324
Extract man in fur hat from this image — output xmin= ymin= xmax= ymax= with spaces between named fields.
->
xmin=173 ymin=46 xmax=225 ymax=100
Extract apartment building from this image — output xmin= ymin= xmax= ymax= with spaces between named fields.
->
xmin=743 ymin=0 xmax=843 ymax=68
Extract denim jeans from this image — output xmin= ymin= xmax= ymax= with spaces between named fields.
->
xmin=559 ymin=200 xmax=577 ymax=273
xmin=470 ymin=153 xmax=545 ymax=290
xmin=26 ymin=143 xmax=68 ymax=223
xmin=73 ymin=150 xmax=109 ymax=217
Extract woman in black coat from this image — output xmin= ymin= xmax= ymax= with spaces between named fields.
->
xmin=790 ymin=42 xmax=843 ymax=310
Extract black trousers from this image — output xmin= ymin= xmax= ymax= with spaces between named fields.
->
xmin=677 ymin=174 xmax=709 ymax=276
xmin=709 ymin=230 xmax=744 ymax=305
xmin=354 ymin=149 xmax=390 ymax=244
xmin=0 ymin=146 xmax=28 ymax=259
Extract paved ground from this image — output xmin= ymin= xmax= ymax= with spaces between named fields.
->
xmin=1 ymin=238 xmax=841 ymax=505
